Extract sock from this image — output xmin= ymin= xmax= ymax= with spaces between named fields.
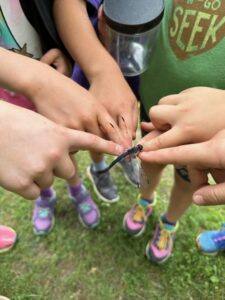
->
xmin=140 ymin=197 xmax=154 ymax=208
xmin=40 ymin=187 xmax=55 ymax=199
xmin=68 ymin=182 xmax=84 ymax=200
xmin=92 ymin=159 xmax=108 ymax=172
xmin=161 ymin=214 xmax=176 ymax=226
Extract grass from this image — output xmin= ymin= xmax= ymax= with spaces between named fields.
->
xmin=0 ymin=151 xmax=225 ymax=300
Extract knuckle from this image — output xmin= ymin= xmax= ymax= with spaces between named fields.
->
xmin=158 ymin=96 xmax=168 ymax=105
xmin=48 ymin=148 xmax=61 ymax=162
xmin=183 ymin=124 xmax=195 ymax=135
xmin=87 ymin=134 xmax=98 ymax=146
xmin=17 ymin=177 xmax=31 ymax=191
xmin=34 ymin=162 xmax=47 ymax=175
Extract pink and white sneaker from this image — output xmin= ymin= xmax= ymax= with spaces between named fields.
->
xmin=123 ymin=196 xmax=156 ymax=237
xmin=146 ymin=218 xmax=179 ymax=264
xmin=0 ymin=225 xmax=17 ymax=253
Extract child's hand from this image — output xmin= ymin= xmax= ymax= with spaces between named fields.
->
xmin=41 ymin=48 xmax=71 ymax=76
xmin=89 ymin=64 xmax=138 ymax=148
xmin=29 ymin=62 xmax=127 ymax=146
xmin=139 ymin=129 xmax=225 ymax=206
xmin=0 ymin=101 xmax=123 ymax=200
xmin=140 ymin=87 xmax=225 ymax=151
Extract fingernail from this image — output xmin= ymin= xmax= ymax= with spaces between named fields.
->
xmin=115 ymin=145 xmax=124 ymax=155
xmin=193 ymin=195 xmax=204 ymax=205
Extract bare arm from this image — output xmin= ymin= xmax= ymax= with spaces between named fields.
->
xmin=53 ymin=0 xmax=138 ymax=146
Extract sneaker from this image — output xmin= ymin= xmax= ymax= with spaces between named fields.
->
xmin=0 ymin=225 xmax=17 ymax=253
xmin=87 ymin=165 xmax=119 ymax=203
xmin=32 ymin=191 xmax=56 ymax=235
xmin=146 ymin=218 xmax=179 ymax=264
xmin=123 ymin=197 xmax=156 ymax=237
xmin=69 ymin=186 xmax=100 ymax=229
xmin=196 ymin=224 xmax=225 ymax=255
xmin=118 ymin=157 xmax=140 ymax=187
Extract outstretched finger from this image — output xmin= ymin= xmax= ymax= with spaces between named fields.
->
xmin=139 ymin=142 xmax=209 ymax=166
xmin=193 ymin=182 xmax=225 ymax=206
xmin=54 ymin=155 xmax=76 ymax=180
xmin=140 ymin=127 xmax=185 ymax=151
xmin=67 ymin=129 xmax=124 ymax=156
xmin=18 ymin=183 xmax=40 ymax=200
xmin=118 ymin=115 xmax=132 ymax=147
xmin=139 ymin=129 xmax=161 ymax=145
xmin=97 ymin=112 xmax=128 ymax=148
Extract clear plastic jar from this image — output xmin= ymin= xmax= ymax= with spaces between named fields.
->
xmin=104 ymin=23 xmax=160 ymax=77
xmin=103 ymin=0 xmax=164 ymax=77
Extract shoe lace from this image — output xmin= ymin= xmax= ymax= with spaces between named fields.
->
xmin=38 ymin=207 xmax=50 ymax=219
xmin=79 ymin=202 xmax=91 ymax=214
xmin=132 ymin=198 xmax=155 ymax=223
xmin=213 ymin=230 xmax=225 ymax=248
xmin=133 ymin=205 xmax=147 ymax=223
xmin=155 ymin=228 xmax=171 ymax=250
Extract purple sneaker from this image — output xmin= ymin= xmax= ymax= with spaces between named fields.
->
xmin=69 ymin=186 xmax=100 ymax=229
xmin=32 ymin=190 xmax=56 ymax=235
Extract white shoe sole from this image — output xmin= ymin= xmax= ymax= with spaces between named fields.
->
xmin=86 ymin=166 xmax=120 ymax=203
xmin=196 ymin=234 xmax=218 ymax=256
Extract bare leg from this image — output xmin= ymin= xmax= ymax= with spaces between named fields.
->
xmin=140 ymin=161 xmax=165 ymax=200
xmin=90 ymin=151 xmax=104 ymax=163
xmin=165 ymin=169 xmax=193 ymax=223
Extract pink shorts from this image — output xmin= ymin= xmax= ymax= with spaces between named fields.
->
xmin=0 ymin=88 xmax=36 ymax=111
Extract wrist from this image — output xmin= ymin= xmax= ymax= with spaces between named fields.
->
xmin=86 ymin=51 xmax=121 ymax=83
xmin=24 ymin=62 xmax=61 ymax=104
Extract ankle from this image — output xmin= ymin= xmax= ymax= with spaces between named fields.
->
xmin=161 ymin=214 xmax=176 ymax=226
xmin=92 ymin=159 xmax=108 ymax=172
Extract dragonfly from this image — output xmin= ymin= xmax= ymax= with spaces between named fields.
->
xmin=96 ymin=144 xmax=150 ymax=188
xmin=96 ymin=144 xmax=143 ymax=174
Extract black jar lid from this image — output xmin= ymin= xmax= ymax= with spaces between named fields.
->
xmin=103 ymin=0 xmax=164 ymax=34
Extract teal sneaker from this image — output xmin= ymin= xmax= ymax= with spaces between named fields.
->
xmin=197 ymin=224 xmax=225 ymax=255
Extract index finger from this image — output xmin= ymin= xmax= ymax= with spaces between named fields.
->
xmin=141 ymin=127 xmax=185 ymax=151
xmin=139 ymin=142 xmax=211 ymax=168
xmin=67 ymin=129 xmax=124 ymax=156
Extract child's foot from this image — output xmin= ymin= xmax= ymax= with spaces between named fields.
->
xmin=146 ymin=217 xmax=179 ymax=264
xmin=196 ymin=225 xmax=225 ymax=255
xmin=0 ymin=225 xmax=17 ymax=253
xmin=87 ymin=165 xmax=119 ymax=203
xmin=123 ymin=196 xmax=156 ymax=237
xmin=69 ymin=184 xmax=100 ymax=229
xmin=118 ymin=157 xmax=140 ymax=187
xmin=32 ymin=188 xmax=56 ymax=235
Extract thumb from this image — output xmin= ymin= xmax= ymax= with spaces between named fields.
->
xmin=193 ymin=182 xmax=225 ymax=206
xmin=67 ymin=129 xmax=124 ymax=156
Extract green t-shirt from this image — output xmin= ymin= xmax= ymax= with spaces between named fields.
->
xmin=141 ymin=0 xmax=225 ymax=114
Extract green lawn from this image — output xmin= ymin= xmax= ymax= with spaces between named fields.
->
xmin=0 ymin=151 xmax=225 ymax=300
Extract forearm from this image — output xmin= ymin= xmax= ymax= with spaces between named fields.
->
xmin=53 ymin=0 xmax=119 ymax=82
xmin=0 ymin=47 xmax=59 ymax=99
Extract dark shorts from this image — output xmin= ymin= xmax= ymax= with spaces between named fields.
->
xmin=140 ymin=102 xmax=190 ymax=182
